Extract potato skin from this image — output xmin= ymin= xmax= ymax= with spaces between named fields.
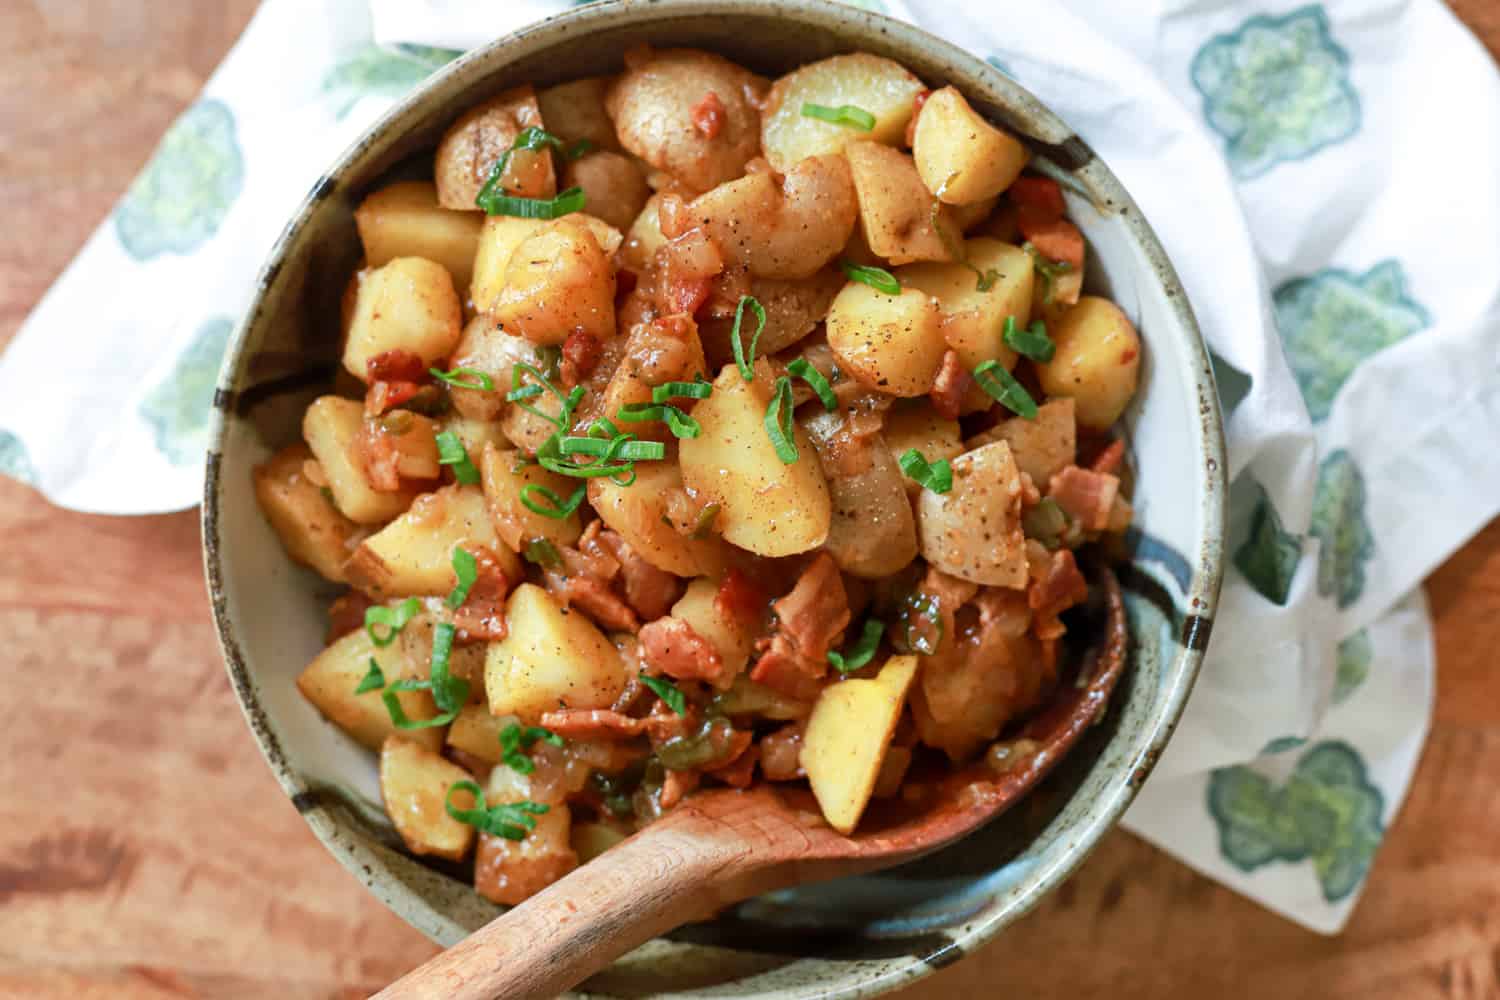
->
xmin=917 ymin=440 xmax=1028 ymax=587
xmin=536 ymin=77 xmax=621 ymax=152
xmin=561 ymin=151 xmax=650 ymax=231
xmin=1035 ymin=296 xmax=1141 ymax=430
xmin=912 ymin=86 xmax=1029 ymax=205
xmin=845 ymin=140 xmax=960 ymax=265
xmin=825 ymin=282 xmax=946 ymax=397
xmin=434 ymin=85 xmax=554 ymax=210
xmin=803 ymin=408 xmax=919 ymax=578
xmin=698 ymin=269 xmax=844 ymax=368
xmin=605 ymin=48 xmax=766 ymax=194
xmin=760 ymin=53 xmax=924 ymax=173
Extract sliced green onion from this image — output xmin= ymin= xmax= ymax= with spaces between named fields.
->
xmin=641 ymin=674 xmax=687 ymax=716
xmin=429 ymin=366 xmax=495 ymax=391
xmin=444 ymin=780 xmax=550 ymax=841
xmin=731 ymin=295 xmax=767 ymax=381
xmin=537 ymin=344 xmax=563 ymax=382
xmin=840 ymin=260 xmax=901 ymax=295
xmin=973 ymin=360 xmax=1038 ymax=419
xmin=524 ymin=537 xmax=562 ymax=568
xmin=763 ymin=376 xmax=798 ymax=464
xmin=692 ymin=502 xmax=721 ymax=539
xmin=508 ymin=362 xmax=576 ymax=428
xmin=499 ymin=722 xmax=565 ymax=776
xmin=615 ymin=403 xmax=700 ymax=439
xmin=901 ymin=593 xmax=944 ymax=656
xmin=828 ymin=619 xmax=885 ymax=673
xmin=354 ymin=658 xmax=386 ymax=694
xmin=481 ymin=186 xmax=586 ymax=220
xmin=1023 ymin=496 xmax=1070 ymax=550
xmin=446 ymin=547 xmax=478 ymax=609
xmin=1002 ymin=315 xmax=1056 ymax=363
xmin=1022 ymin=241 xmax=1073 ymax=305
xmin=520 ymin=482 xmax=586 ymax=519
xmin=898 ymin=449 xmax=953 ymax=494
xmin=587 ymin=417 xmax=620 ymax=439
xmin=786 ymin=358 xmax=837 ymax=411
xmin=651 ymin=380 xmax=713 ymax=404
xmin=507 ymin=384 xmax=545 ymax=402
xmin=565 ymin=138 xmax=596 ymax=160
xmin=382 ymin=680 xmax=461 ymax=730
xmin=365 ymin=597 xmax=422 ymax=647
xmin=801 ymin=102 xmax=876 ymax=131
xmin=435 ymin=430 xmax=481 ymax=484
xmin=427 ymin=622 xmax=469 ymax=714
xmin=557 ymin=435 xmax=665 ymax=462
xmin=538 ymin=436 xmax=635 ymax=479
xmin=475 ymin=127 xmax=567 ymax=213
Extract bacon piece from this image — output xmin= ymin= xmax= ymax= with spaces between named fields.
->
xmin=551 ymin=573 xmax=640 ymax=633
xmin=691 ymin=91 xmax=726 ymax=139
xmin=450 ymin=545 xmax=514 ymax=642
xmin=1090 ymin=439 xmax=1126 ymax=476
xmin=748 ymin=553 xmax=850 ymax=700
xmin=1007 ymin=176 xmax=1067 ymax=222
xmin=715 ymin=569 xmax=766 ymax=628
xmin=1028 ymin=548 xmax=1088 ymax=641
xmin=639 ymin=618 xmax=732 ymax=690
xmin=929 ymin=349 xmax=972 ymax=421
xmin=707 ymin=743 xmax=758 ymax=789
xmin=594 ymin=530 xmax=682 ymax=621
xmin=560 ymin=329 xmax=604 ymax=388
xmin=1019 ymin=217 xmax=1085 ymax=271
xmin=749 ymin=636 xmax=825 ymax=702
xmin=326 ymin=591 xmax=374 ymax=643
xmin=353 ymin=420 xmax=404 ymax=491
xmin=974 ymin=586 xmax=1032 ymax=639
xmin=660 ymin=768 xmax=700 ymax=809
xmin=364 ymin=380 xmax=423 ymax=417
xmin=1048 ymin=465 xmax=1120 ymax=532
xmin=904 ymin=89 xmax=932 ymax=147
xmin=759 ymin=723 xmax=806 ymax=782
xmin=645 ymin=697 xmax=692 ymax=745
xmin=539 ymin=709 xmax=647 ymax=741
xmin=366 ymin=349 xmax=429 ymax=384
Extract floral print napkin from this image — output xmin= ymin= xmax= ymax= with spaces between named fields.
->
xmin=3 ymin=0 xmax=1498 ymax=933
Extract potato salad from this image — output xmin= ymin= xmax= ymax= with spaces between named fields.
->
xmin=253 ymin=46 xmax=1142 ymax=906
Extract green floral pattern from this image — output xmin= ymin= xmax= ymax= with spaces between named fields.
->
xmin=1208 ymin=741 xmax=1384 ymax=902
xmin=114 ymin=100 xmax=244 ymax=260
xmin=1191 ymin=5 xmax=1360 ymax=179
xmin=1333 ymin=629 xmax=1372 ymax=704
xmin=0 ymin=430 xmax=36 ymax=485
xmin=1275 ymin=261 xmax=1429 ymax=421
xmin=323 ymin=44 xmax=463 ymax=117
xmin=1234 ymin=484 xmax=1303 ymax=605
xmin=139 ymin=317 xmax=234 ymax=467
xmin=1310 ymin=450 xmax=1374 ymax=609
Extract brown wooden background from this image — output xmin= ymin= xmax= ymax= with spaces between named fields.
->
xmin=1 ymin=2 xmax=1497 ymax=997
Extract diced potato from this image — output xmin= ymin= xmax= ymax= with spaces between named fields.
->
xmin=562 ymin=151 xmax=650 ymax=231
xmin=952 ymin=195 xmax=999 ymax=233
xmin=679 ymin=360 xmax=831 ymax=557
xmin=447 ymin=315 xmax=548 ymax=422
xmin=825 ymin=281 xmax=946 ymax=397
xmin=872 ymin=745 xmax=913 ymax=799
xmin=588 ymin=460 xmax=724 ymax=576
xmin=801 ymin=655 xmax=919 ymax=834
xmin=471 ymin=214 xmax=623 ymax=316
xmin=440 ymin=414 xmax=509 ymax=460
xmin=912 ymin=87 xmax=1029 ymax=205
xmin=621 ymin=193 xmax=668 ymax=271
xmin=435 ymin=85 xmax=554 ymax=210
xmin=596 ymin=314 xmax=709 ymax=444
xmin=1035 ymin=297 xmax=1141 ymax=430
xmin=346 ymin=484 xmax=520 ymax=599
xmin=571 ymin=821 xmax=628 ymax=863
xmin=967 ymin=397 xmax=1076 ymax=486
xmin=698 ymin=269 xmax=844 ymax=368
xmin=397 ymin=612 xmax=487 ymax=703
xmin=447 ymin=704 xmax=515 ymax=765
xmin=803 ymin=408 xmax=919 ymax=579
xmin=494 ymin=218 xmax=616 ymax=346
xmin=303 ymin=396 xmax=416 ymax=524
xmin=253 ymin=443 xmax=360 ymax=582
xmin=376 ymin=410 xmax=443 ymax=482
xmin=536 ymin=77 xmax=622 ymax=152
xmin=883 ymin=400 xmax=963 ymax=497
xmin=671 ymin=578 xmax=753 ymax=678
xmin=500 ymin=388 xmax=567 ymax=454
xmin=845 ymin=141 xmax=959 ymax=265
xmin=379 ymin=737 xmax=476 ymax=861
xmin=917 ymin=440 xmax=1026 ymax=587
xmin=690 ymin=156 xmax=858 ymax=279
xmin=342 ymin=257 xmax=463 ymax=382
xmin=481 ymin=443 xmax=583 ymax=553
xmin=295 ymin=628 xmax=443 ymax=753
xmin=353 ymin=180 xmax=483 ymax=292
xmin=760 ymin=53 xmax=925 ymax=173
xmin=485 ymin=584 xmax=627 ymax=721
xmin=474 ymin=763 xmax=577 ymax=904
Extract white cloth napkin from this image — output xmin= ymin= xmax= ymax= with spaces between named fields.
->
xmin=6 ymin=0 xmax=1497 ymax=934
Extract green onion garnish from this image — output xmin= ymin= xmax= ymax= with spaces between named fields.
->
xmin=1002 ymin=315 xmax=1055 ymax=363
xmin=973 ymin=360 xmax=1038 ymax=419
xmin=641 ymin=674 xmax=687 ymax=716
xmin=474 ymin=126 xmax=566 ymax=214
xmin=651 ymin=380 xmax=713 ymax=404
xmin=1021 ymin=241 xmax=1073 ymax=305
xmin=558 ymin=435 xmax=666 ymax=462
xmin=365 ymin=597 xmax=422 ymax=647
xmin=444 ymin=781 xmax=550 ymax=840
xmin=828 ymin=619 xmax=885 ymax=673
xmin=786 ymin=358 xmax=837 ymax=411
xmin=1023 ymin=496 xmax=1070 ymax=550
xmin=565 ymin=138 xmax=596 ymax=160
xmin=480 ymin=186 xmax=587 ymax=220
xmin=354 ymin=658 xmax=386 ymax=694
xmin=427 ymin=622 xmax=469 ymax=714
xmin=763 ymin=375 xmax=798 ymax=464
xmin=520 ymin=482 xmax=586 ymax=519
xmin=801 ymin=102 xmax=876 ymax=131
xmin=692 ymin=502 xmax=721 ymax=538
xmin=508 ymin=363 xmax=576 ymax=428
xmin=898 ymin=449 xmax=953 ymax=494
xmin=615 ymin=403 xmax=701 ymax=439
xmin=381 ymin=682 xmax=460 ymax=730
xmin=435 ymin=431 xmax=480 ymax=484
xmin=537 ymin=434 xmax=636 ymax=480
xmin=507 ymin=384 xmax=545 ymax=402
xmin=524 ymin=537 xmax=562 ymax=568
xmin=429 ymin=367 xmax=495 ymax=391
xmin=840 ymin=260 xmax=901 ymax=295
xmin=446 ymin=547 xmax=478 ymax=609
xmin=499 ymin=722 xmax=565 ymax=776
xmin=929 ymin=200 xmax=1000 ymax=291
xmin=901 ymin=593 xmax=944 ymax=656
xmin=731 ymin=295 xmax=767 ymax=381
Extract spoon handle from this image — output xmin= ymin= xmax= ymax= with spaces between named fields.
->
xmin=373 ymin=820 xmax=749 ymax=1000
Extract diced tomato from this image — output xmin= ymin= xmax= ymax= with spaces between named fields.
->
xmin=691 ymin=91 xmax=726 ymax=139
xmin=365 ymin=349 xmax=429 ymax=384
xmin=560 ymin=329 xmax=603 ymax=387
xmin=1007 ymin=175 xmax=1066 ymax=221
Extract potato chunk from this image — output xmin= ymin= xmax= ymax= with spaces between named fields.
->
xmin=434 ymin=85 xmax=554 ymax=210
xmin=303 ymin=396 xmax=415 ymax=524
xmin=346 ymin=483 xmax=520 ymax=599
xmin=882 ymin=400 xmax=964 ymax=497
xmin=536 ymin=77 xmax=622 ymax=152
xmin=446 ymin=316 xmax=552 ymax=423
xmin=354 ymin=181 xmax=483 ymax=292
xmin=801 ymin=655 xmax=919 ymax=834
xmin=679 ymin=360 xmax=831 ymax=557
xmin=447 ymin=704 xmax=514 ymax=765
xmin=480 ymin=443 xmax=583 ymax=554
xmin=698 ymin=269 xmax=843 ymax=368
xmin=913 ymin=87 xmax=1029 ymax=205
xmin=669 ymin=578 xmax=755 ymax=679
xmin=295 ymin=628 xmax=443 ymax=753
xmin=1035 ymin=297 xmax=1141 ymax=430
xmin=253 ymin=443 xmax=360 ymax=582
xmin=474 ymin=764 xmax=577 ymax=904
xmin=493 ymin=218 xmax=616 ymax=346
xmin=690 ymin=155 xmax=857 ymax=279
xmin=760 ymin=53 xmax=925 ymax=173
xmin=825 ymin=281 xmax=946 ymax=397
xmin=561 ymin=151 xmax=650 ymax=231
xmin=587 ymin=459 xmax=724 ymax=576
xmin=342 ymin=257 xmax=463 ymax=382
xmin=803 ymin=409 xmax=918 ymax=578
xmin=845 ymin=141 xmax=960 ymax=265
xmin=379 ymin=737 xmax=476 ymax=861
xmin=967 ymin=397 xmax=1076 ymax=486
xmin=917 ymin=440 xmax=1027 ymax=587
xmin=485 ymin=584 xmax=627 ymax=721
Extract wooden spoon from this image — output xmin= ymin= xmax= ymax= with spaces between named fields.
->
xmin=375 ymin=571 xmax=1127 ymax=1000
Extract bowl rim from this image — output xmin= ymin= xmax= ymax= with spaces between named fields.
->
xmin=202 ymin=0 xmax=1227 ymax=995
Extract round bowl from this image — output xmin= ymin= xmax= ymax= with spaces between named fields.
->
xmin=203 ymin=1 xmax=1226 ymax=996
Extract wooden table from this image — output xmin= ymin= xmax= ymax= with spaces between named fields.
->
xmin=1 ymin=3 xmax=1496 ymax=997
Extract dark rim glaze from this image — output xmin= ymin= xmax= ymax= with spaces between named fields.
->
xmin=202 ymin=1 xmax=1227 ymax=996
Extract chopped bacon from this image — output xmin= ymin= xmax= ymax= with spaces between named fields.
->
xmin=326 ymin=591 xmax=374 ymax=643
xmin=1090 ymin=439 xmax=1126 ymax=476
xmin=1048 ymin=465 xmax=1120 ymax=532
xmin=1018 ymin=217 xmax=1085 ymax=271
xmin=904 ymin=89 xmax=932 ymax=147
xmin=353 ymin=420 xmax=404 ymax=491
xmin=594 ymin=530 xmax=682 ymax=620
xmin=539 ymin=709 xmax=647 ymax=741
xmin=1007 ymin=176 xmax=1067 ymax=222
xmin=639 ymin=618 xmax=733 ymax=690
xmin=715 ymin=569 xmax=766 ymax=628
xmin=929 ymin=349 xmax=972 ymax=421
xmin=366 ymin=349 xmax=429 ymax=384
xmin=645 ymin=697 xmax=692 ymax=745
xmin=660 ymin=768 xmax=700 ymax=809
xmin=749 ymin=636 xmax=825 ymax=702
xmin=450 ymin=545 xmax=514 ymax=642
xmin=691 ymin=91 xmax=726 ymax=139
xmin=662 ymin=274 xmax=714 ymax=317
xmin=749 ymin=553 xmax=849 ymax=699
xmin=560 ymin=329 xmax=604 ymax=388
xmin=706 ymin=743 xmax=758 ymax=789
xmin=759 ymin=723 xmax=806 ymax=782
xmin=974 ymin=586 xmax=1033 ymax=639
xmin=363 ymin=379 xmax=424 ymax=417
xmin=548 ymin=572 xmax=640 ymax=633
xmin=920 ymin=566 xmax=980 ymax=643
xmin=1028 ymin=548 xmax=1088 ymax=641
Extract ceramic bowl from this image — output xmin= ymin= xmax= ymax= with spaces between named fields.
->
xmin=203 ymin=1 xmax=1226 ymax=995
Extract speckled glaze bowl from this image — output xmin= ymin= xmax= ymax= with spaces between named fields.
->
xmin=203 ymin=1 xmax=1226 ymax=995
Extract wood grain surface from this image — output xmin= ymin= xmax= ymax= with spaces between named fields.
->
xmin=0 ymin=3 xmax=1496 ymax=998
